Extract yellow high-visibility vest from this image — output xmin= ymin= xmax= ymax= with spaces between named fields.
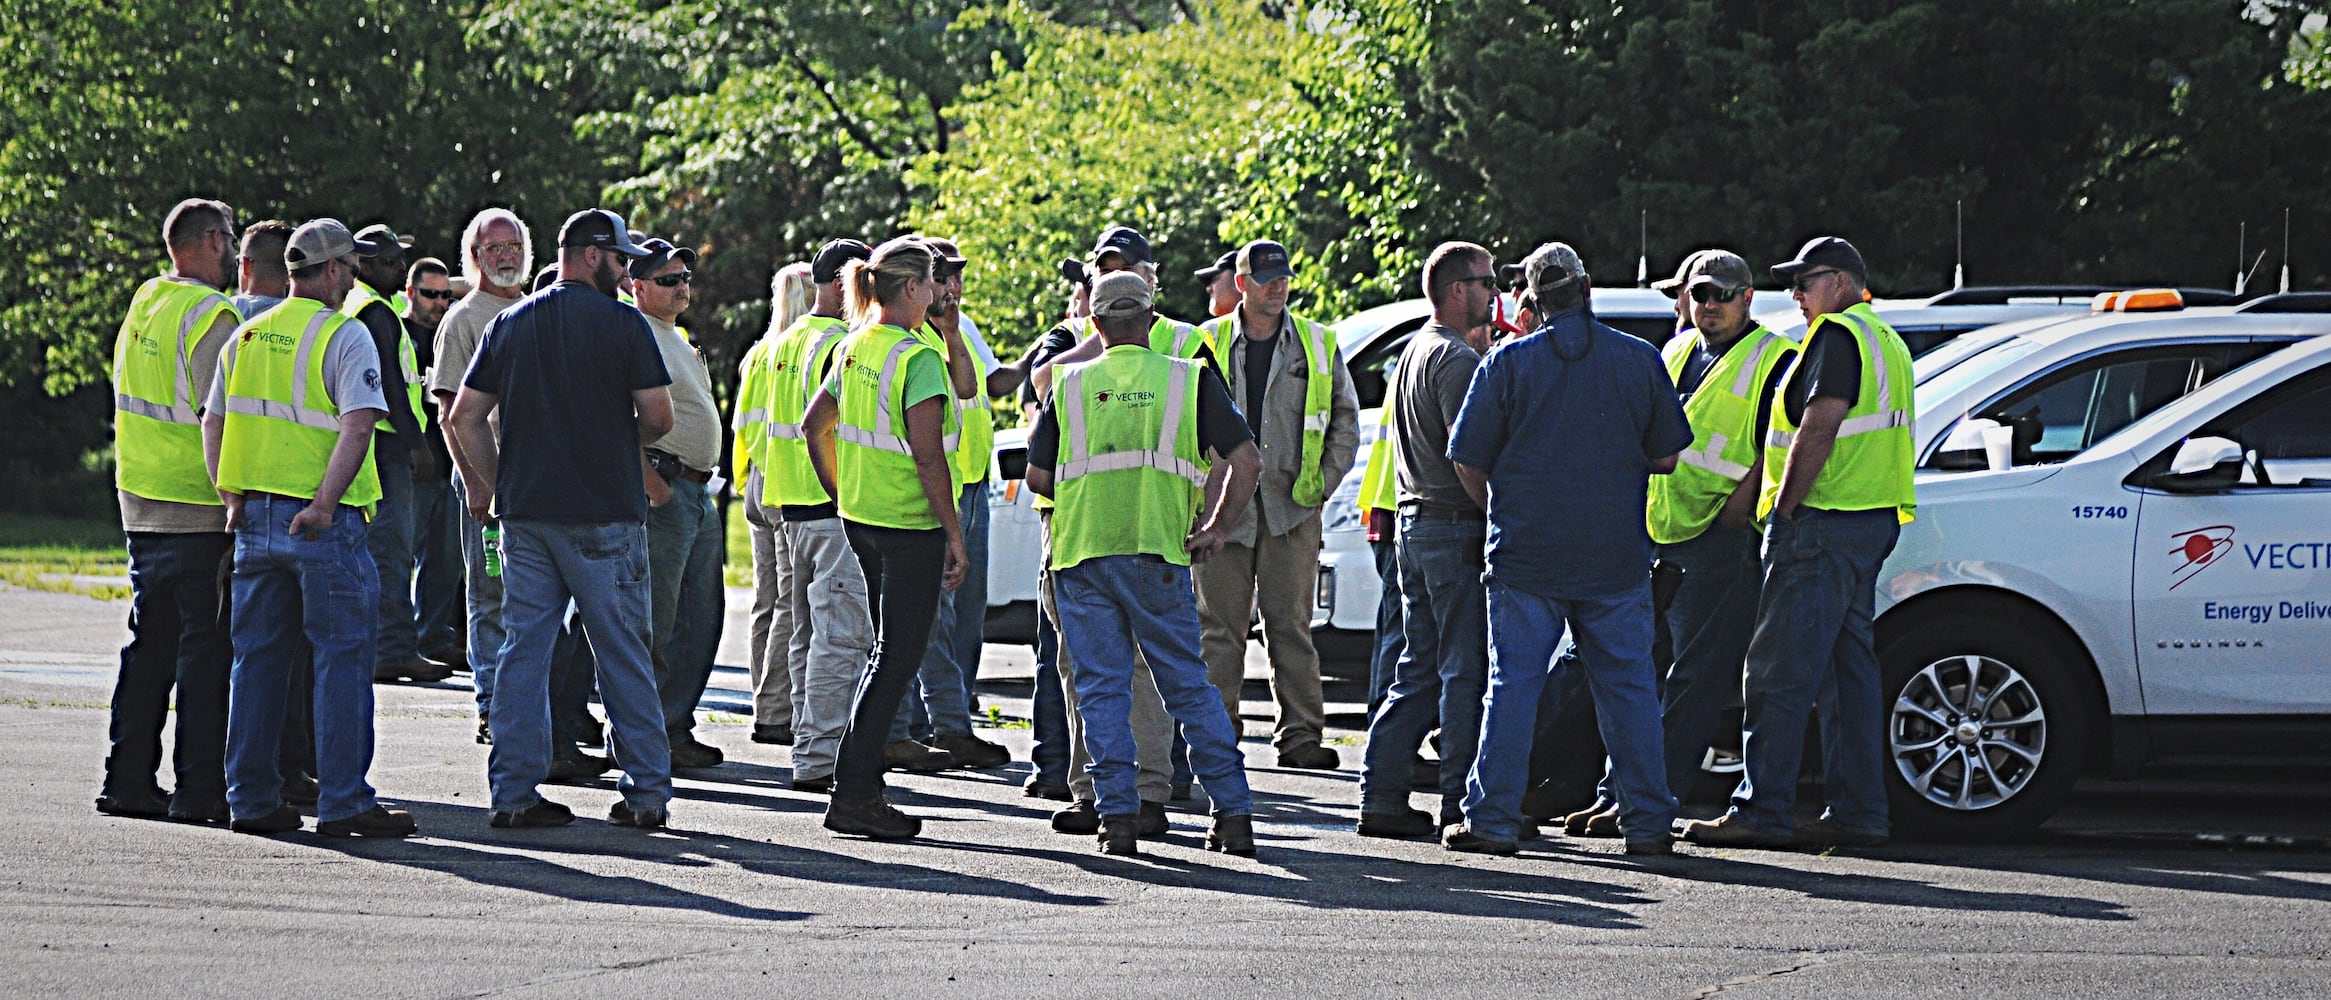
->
xmin=216 ymin=298 xmax=383 ymax=512
xmin=1760 ymin=303 xmax=1915 ymax=522
xmin=112 ymin=278 xmax=237 ymax=504
xmin=1047 ymin=345 xmax=1209 ymax=571
xmin=1647 ymin=325 xmax=1798 ymax=543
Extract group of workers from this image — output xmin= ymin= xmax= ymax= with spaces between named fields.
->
xmin=99 ymin=191 xmax=1914 ymax=858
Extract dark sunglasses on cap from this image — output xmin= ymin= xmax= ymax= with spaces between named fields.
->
xmin=647 ymin=271 xmax=693 ymax=288
xmin=412 ymin=287 xmax=455 ymax=302
xmin=1689 ymin=285 xmax=1744 ymax=305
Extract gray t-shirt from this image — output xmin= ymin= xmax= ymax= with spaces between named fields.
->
xmin=206 ymin=303 xmax=390 ymax=426
xmin=1392 ymin=321 xmax=1483 ymax=511
xmin=430 ymin=287 xmax=524 ymax=400
xmin=643 ymin=314 xmax=722 ymax=472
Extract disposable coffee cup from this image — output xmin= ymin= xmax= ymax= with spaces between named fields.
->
xmin=1981 ymin=424 xmax=2014 ymax=471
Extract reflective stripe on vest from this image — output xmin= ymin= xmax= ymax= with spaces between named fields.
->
xmin=113 ymin=278 xmax=237 ymax=504
xmin=760 ymin=316 xmax=851 ymax=508
xmin=1759 ymin=304 xmax=1916 ymax=521
xmin=1646 ymin=325 xmax=1797 ymax=544
xmin=832 ymin=324 xmax=959 ymax=529
xmin=216 ymin=298 xmax=383 ymax=510
xmin=835 ymin=337 xmax=962 ymax=456
xmin=1201 ymin=312 xmax=1339 ymax=506
xmin=1048 ymin=346 xmax=1210 ymax=571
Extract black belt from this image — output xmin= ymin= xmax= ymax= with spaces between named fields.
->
xmin=647 ymin=450 xmax=711 ymax=484
xmin=1397 ymin=502 xmax=1485 ymax=522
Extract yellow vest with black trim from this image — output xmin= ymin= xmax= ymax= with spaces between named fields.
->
xmin=911 ymin=323 xmax=998 ymax=488
xmin=731 ymin=333 xmax=779 ymax=482
xmin=215 ymin=298 xmax=383 ymax=511
xmin=1047 ymin=345 xmax=1210 ymax=571
xmin=113 ymin=277 xmax=238 ymax=505
xmin=1648 ymin=325 xmax=1799 ymax=544
xmin=341 ymin=280 xmax=426 ymax=433
xmin=760 ymin=316 xmax=853 ymax=508
xmin=1201 ymin=312 xmax=1339 ymax=506
xmin=1760 ymin=303 xmax=1915 ymax=522
xmin=1358 ymin=400 xmax=1398 ymax=513
xmin=832 ymin=323 xmax=960 ymax=529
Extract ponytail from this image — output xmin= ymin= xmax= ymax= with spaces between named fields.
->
xmin=843 ymin=259 xmax=880 ymax=327
xmin=844 ymin=238 xmax=936 ymax=328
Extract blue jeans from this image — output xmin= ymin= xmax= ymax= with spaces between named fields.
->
xmin=1595 ymin=521 xmax=1763 ymax=806
xmin=550 ymin=604 xmax=599 ymax=748
xmin=898 ymin=484 xmax=985 ymax=740
xmin=454 ymin=474 xmax=505 ymax=716
xmin=412 ymin=476 xmax=464 ymax=658
xmin=1366 ymin=535 xmax=1405 ymax=715
xmin=367 ymin=454 xmax=421 ymax=666
xmin=224 ymin=496 xmax=381 ymax=823
xmin=1726 ymin=507 xmax=1900 ymax=836
xmin=492 ymin=519 xmax=670 ymax=814
xmin=1463 ymin=580 xmax=1675 ymax=844
xmin=1055 ymin=555 xmax=1252 ymax=818
xmin=1029 ymin=599 xmax=1070 ymax=787
xmin=109 ymin=531 xmax=233 ymax=808
xmin=1360 ymin=515 xmax=1486 ymax=823
xmin=647 ymin=476 xmax=725 ymax=737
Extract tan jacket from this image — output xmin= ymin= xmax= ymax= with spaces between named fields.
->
xmin=1215 ymin=309 xmax=1361 ymax=545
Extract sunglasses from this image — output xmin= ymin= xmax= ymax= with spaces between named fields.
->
xmin=647 ymin=271 xmax=693 ymax=288
xmin=413 ymin=287 xmax=455 ymax=302
xmin=1790 ymin=269 xmax=1843 ymax=293
xmin=1689 ymin=285 xmax=1744 ymax=305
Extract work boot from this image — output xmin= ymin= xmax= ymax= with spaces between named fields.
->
xmin=1098 ymin=816 xmax=1141 ymax=856
xmin=1441 ymin=823 xmax=1518 ymax=856
xmin=94 ymin=787 xmax=170 ymax=819
xmin=608 ymin=800 xmax=669 ymax=830
xmin=1356 ymin=807 xmax=1437 ymax=840
xmin=751 ymin=723 xmax=794 ymax=746
xmin=316 ymin=805 xmax=417 ymax=839
xmin=1206 ymin=813 xmax=1256 ymax=856
xmin=1679 ymin=814 xmax=1792 ymax=849
xmin=1023 ymin=778 xmax=1072 ymax=802
xmin=883 ymin=739 xmax=955 ymax=773
xmin=229 ymin=805 xmax=303 ymax=835
xmin=1051 ymin=799 xmax=1101 ymax=834
xmin=928 ymin=731 xmax=1011 ymax=769
xmin=490 ymin=799 xmax=576 ymax=829
xmin=1625 ymin=834 xmax=1676 ymax=856
xmin=1137 ymin=800 xmax=1169 ymax=839
xmin=668 ymin=734 xmax=725 ymax=770
xmin=546 ymin=747 xmax=612 ymax=784
xmin=1561 ymin=799 xmax=1612 ymax=837
xmin=1276 ymin=743 xmax=1340 ymax=770
xmin=279 ymin=773 xmax=320 ymax=806
xmin=824 ymin=796 xmax=921 ymax=839
xmin=374 ymin=658 xmax=454 ymax=684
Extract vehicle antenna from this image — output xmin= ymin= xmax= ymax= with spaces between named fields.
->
xmin=2280 ymin=206 xmax=2292 ymax=295
xmin=1953 ymin=200 xmax=1965 ymax=290
xmin=1637 ymin=209 xmax=1648 ymax=288
xmin=2235 ymin=221 xmax=2246 ymax=296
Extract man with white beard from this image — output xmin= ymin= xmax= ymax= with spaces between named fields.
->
xmin=432 ymin=208 xmax=535 ymax=748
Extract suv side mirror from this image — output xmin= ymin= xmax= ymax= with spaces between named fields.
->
xmin=2155 ymin=436 xmax=2244 ymax=492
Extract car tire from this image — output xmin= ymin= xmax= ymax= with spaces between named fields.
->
xmin=1878 ymin=602 xmax=2094 ymax=841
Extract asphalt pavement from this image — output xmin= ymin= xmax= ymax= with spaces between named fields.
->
xmin=4 ymin=583 xmax=2330 ymax=999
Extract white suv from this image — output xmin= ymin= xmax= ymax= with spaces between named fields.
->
xmin=1875 ymin=331 xmax=2331 ymax=837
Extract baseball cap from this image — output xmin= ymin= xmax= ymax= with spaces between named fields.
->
xmin=1771 ymin=236 xmax=1867 ymax=279
xmin=1089 ymin=270 xmax=1154 ymax=318
xmin=811 ymin=239 xmax=873 ymax=283
xmin=1651 ymin=249 xmax=1714 ymax=298
xmin=531 ymin=263 xmax=560 ymax=293
xmin=353 ymin=223 xmax=414 ymax=255
xmin=1193 ymin=250 xmax=1237 ymax=281
xmin=1523 ymin=242 xmax=1587 ymax=296
xmin=284 ymin=218 xmax=384 ymax=269
xmin=1089 ymin=226 xmax=1153 ymax=267
xmin=557 ymin=209 xmax=652 ymax=257
xmin=914 ymin=236 xmax=967 ymax=279
xmin=628 ymin=237 xmax=698 ymax=279
xmin=1236 ymin=240 xmax=1295 ymax=284
xmin=1685 ymin=251 xmax=1754 ymax=293
xmin=1059 ymin=258 xmax=1091 ymax=287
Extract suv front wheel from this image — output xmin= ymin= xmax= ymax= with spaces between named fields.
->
xmin=1878 ymin=603 xmax=2094 ymax=840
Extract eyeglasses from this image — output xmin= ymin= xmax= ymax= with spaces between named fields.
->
xmin=647 ymin=271 xmax=692 ymax=288
xmin=477 ymin=240 xmax=524 ymax=257
xmin=413 ymin=287 xmax=455 ymax=302
xmin=1790 ymin=269 xmax=1843 ymax=294
xmin=1689 ymin=285 xmax=1744 ymax=305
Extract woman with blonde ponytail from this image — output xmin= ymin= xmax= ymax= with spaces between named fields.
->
xmin=800 ymin=237 xmax=965 ymax=840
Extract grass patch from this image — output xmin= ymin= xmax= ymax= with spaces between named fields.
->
xmin=0 ymin=512 xmax=129 ymax=599
xmin=723 ymin=499 xmax=752 ymax=588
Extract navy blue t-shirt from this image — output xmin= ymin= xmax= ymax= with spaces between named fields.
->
xmin=1447 ymin=308 xmax=1693 ymax=600
xmin=464 ymin=281 xmax=671 ymax=523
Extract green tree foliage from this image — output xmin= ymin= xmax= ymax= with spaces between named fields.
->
xmin=908 ymin=3 xmax=1309 ymax=350
xmin=1 ymin=1 xmax=614 ymax=394
xmin=1378 ymin=0 xmax=2331 ymax=292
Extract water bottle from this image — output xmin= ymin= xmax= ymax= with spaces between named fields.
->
xmin=483 ymin=522 xmax=502 ymax=578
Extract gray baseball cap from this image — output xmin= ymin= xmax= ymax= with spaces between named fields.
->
xmin=1089 ymin=270 xmax=1154 ymax=318
xmin=284 ymin=218 xmax=385 ymax=269
xmin=1522 ymin=242 xmax=1587 ymax=296
xmin=1686 ymin=250 xmax=1754 ymax=293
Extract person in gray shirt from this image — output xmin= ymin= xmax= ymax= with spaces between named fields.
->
xmin=1357 ymin=241 xmax=1498 ymax=839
